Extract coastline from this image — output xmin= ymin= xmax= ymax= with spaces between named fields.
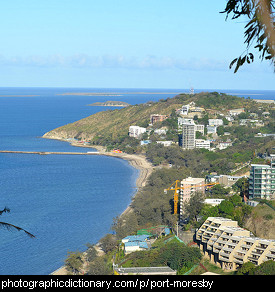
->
xmin=48 ymin=139 xmax=153 ymax=275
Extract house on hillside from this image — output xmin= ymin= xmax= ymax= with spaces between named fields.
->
xmin=228 ymin=108 xmax=245 ymax=116
xmin=150 ymin=114 xmax=168 ymax=125
xmin=122 ymin=235 xmax=150 ymax=254
xmin=129 ymin=126 xmax=147 ymax=138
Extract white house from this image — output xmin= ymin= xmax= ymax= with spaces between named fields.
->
xmin=209 ymin=119 xmax=223 ymax=127
xmin=206 ymin=125 xmax=217 ymax=134
xmin=122 ymin=235 xmax=150 ymax=254
xmin=180 ymin=105 xmax=189 ymax=115
xmin=154 ymin=128 xmax=167 ymax=135
xmin=217 ymin=142 xmax=232 ymax=150
xmin=228 ymin=108 xmax=245 ymax=116
xmin=204 ymin=199 xmax=225 ymax=206
xmin=129 ymin=126 xmax=147 ymax=138
xmin=156 ymin=141 xmax=174 ymax=147
xmin=195 ymin=139 xmax=210 ymax=150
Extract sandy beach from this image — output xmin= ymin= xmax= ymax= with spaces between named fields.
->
xmin=50 ymin=143 xmax=153 ymax=275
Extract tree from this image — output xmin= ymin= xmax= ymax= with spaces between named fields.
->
xmin=99 ymin=234 xmax=118 ymax=254
xmin=85 ymin=243 xmax=98 ymax=262
xmin=232 ymin=177 xmax=249 ymax=198
xmin=65 ymin=251 xmax=83 ymax=275
xmin=236 ymin=261 xmax=256 ymax=275
xmin=217 ymin=126 xmax=225 ymax=136
xmin=87 ymin=255 xmax=112 ymax=275
xmin=253 ymin=260 xmax=275 ymax=275
xmin=230 ymin=194 xmax=242 ymax=206
xmin=222 ymin=0 xmax=275 ymax=72
xmin=219 ymin=200 xmax=234 ymax=216
xmin=0 ymin=207 xmax=35 ymax=238
xmin=183 ymin=192 xmax=204 ymax=221
xmin=210 ymin=184 xmax=230 ymax=197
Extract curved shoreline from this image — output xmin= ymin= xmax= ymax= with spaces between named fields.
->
xmin=46 ymin=140 xmax=153 ymax=275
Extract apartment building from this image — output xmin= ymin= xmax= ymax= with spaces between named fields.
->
xmin=182 ymin=121 xmax=195 ymax=149
xmin=195 ymin=139 xmax=210 ymax=150
xmin=180 ymin=177 xmax=205 ymax=216
xmin=206 ymin=174 xmax=244 ymax=187
xmin=195 ymin=124 xmax=205 ymax=135
xmin=248 ymin=155 xmax=275 ymax=200
xmin=150 ymin=114 xmax=168 ymax=125
xmin=196 ymin=217 xmax=275 ymax=271
xmin=178 ymin=118 xmax=204 ymax=135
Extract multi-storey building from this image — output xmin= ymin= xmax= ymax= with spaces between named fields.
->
xmin=195 ymin=124 xmax=205 ymax=135
xmin=178 ymin=118 xmax=204 ymax=135
xmin=196 ymin=217 xmax=275 ymax=271
xmin=180 ymin=177 xmax=205 ymax=216
xmin=248 ymin=155 xmax=275 ymax=200
xmin=128 ymin=126 xmax=147 ymax=138
xmin=195 ymin=139 xmax=210 ymax=150
xmin=150 ymin=114 xmax=168 ymax=125
xmin=206 ymin=174 xmax=245 ymax=187
xmin=182 ymin=121 xmax=195 ymax=149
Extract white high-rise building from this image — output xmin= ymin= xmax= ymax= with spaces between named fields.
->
xmin=249 ymin=155 xmax=275 ymax=200
xmin=182 ymin=121 xmax=195 ymax=150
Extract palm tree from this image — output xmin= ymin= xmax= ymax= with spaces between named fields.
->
xmin=0 ymin=207 xmax=35 ymax=238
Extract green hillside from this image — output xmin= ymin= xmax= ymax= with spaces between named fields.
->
xmin=43 ymin=92 xmax=271 ymax=149
xmin=43 ymin=98 xmax=183 ymax=142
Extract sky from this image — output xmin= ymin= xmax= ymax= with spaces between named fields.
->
xmin=0 ymin=0 xmax=274 ymax=90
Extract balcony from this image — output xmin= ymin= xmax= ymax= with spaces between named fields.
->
xmin=256 ymin=245 xmax=268 ymax=250
xmin=234 ymin=253 xmax=245 ymax=260
xmin=266 ymin=253 xmax=275 ymax=259
xmin=234 ymin=258 xmax=243 ymax=264
xmin=219 ymin=254 xmax=230 ymax=262
xmin=213 ymin=245 xmax=223 ymax=253
xmin=248 ymin=255 xmax=260 ymax=261
xmin=251 ymin=249 xmax=264 ymax=256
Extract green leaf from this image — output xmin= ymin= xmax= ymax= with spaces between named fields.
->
xmin=229 ymin=58 xmax=238 ymax=69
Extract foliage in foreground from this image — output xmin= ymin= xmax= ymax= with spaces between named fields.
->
xmin=236 ymin=260 xmax=275 ymax=275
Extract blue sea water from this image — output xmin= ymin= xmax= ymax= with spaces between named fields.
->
xmin=0 ymin=87 xmax=274 ymax=275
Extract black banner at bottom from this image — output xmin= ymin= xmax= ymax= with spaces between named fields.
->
xmin=0 ymin=275 xmax=267 ymax=291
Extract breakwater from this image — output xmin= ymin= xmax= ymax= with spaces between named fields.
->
xmin=0 ymin=150 xmax=153 ymax=189
xmin=0 ymin=150 xmax=98 ymax=155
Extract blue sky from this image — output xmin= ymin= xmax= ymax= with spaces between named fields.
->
xmin=0 ymin=0 xmax=274 ymax=89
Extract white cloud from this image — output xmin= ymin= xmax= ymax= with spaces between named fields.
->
xmin=0 ymin=53 xmax=233 ymax=72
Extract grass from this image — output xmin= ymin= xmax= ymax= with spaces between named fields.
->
xmin=191 ymin=257 xmax=235 ymax=275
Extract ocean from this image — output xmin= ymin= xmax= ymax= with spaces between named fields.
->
xmin=0 ymin=87 xmax=274 ymax=275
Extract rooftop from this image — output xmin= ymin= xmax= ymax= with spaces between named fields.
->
xmin=122 ymin=235 xmax=149 ymax=242
xmin=124 ymin=241 xmax=149 ymax=248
